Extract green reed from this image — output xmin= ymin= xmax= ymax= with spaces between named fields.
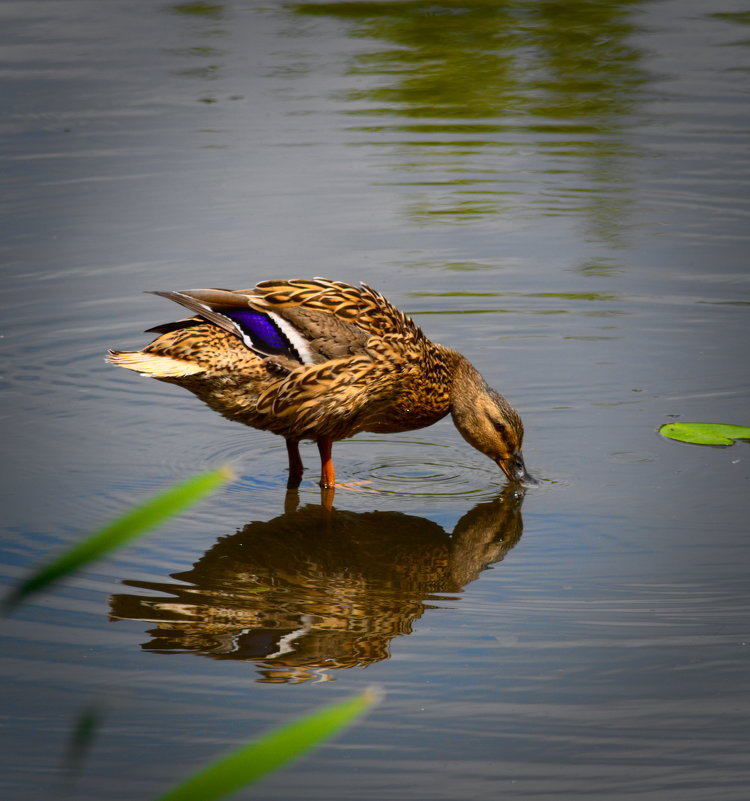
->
xmin=3 ymin=466 xmax=232 ymax=613
xmin=153 ymin=688 xmax=380 ymax=801
xmin=4 ymin=467 xmax=377 ymax=799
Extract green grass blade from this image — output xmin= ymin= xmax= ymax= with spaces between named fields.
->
xmin=3 ymin=466 xmax=233 ymax=612
xmin=153 ymin=688 xmax=381 ymax=801
xmin=659 ymin=422 xmax=750 ymax=446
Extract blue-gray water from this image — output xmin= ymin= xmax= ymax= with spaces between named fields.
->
xmin=1 ymin=1 xmax=748 ymax=799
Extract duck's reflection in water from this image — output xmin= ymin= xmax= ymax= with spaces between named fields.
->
xmin=110 ymin=487 xmax=526 ymax=683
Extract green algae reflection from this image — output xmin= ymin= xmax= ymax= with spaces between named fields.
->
xmin=292 ymin=0 xmax=647 ymax=239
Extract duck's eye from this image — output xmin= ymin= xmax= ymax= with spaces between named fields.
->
xmin=493 ymin=421 xmax=507 ymax=434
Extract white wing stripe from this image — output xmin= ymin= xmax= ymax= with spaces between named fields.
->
xmin=268 ymin=311 xmax=314 ymax=364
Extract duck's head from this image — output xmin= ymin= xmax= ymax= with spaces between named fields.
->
xmin=450 ymin=357 xmax=534 ymax=485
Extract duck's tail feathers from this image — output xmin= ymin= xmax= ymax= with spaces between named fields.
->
xmin=106 ymin=349 xmax=204 ymax=378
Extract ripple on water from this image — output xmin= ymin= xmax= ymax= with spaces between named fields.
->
xmin=195 ymin=433 xmax=559 ymax=503
xmin=158 ymin=432 xmax=514 ymax=501
xmin=325 ymin=437 xmax=508 ymax=499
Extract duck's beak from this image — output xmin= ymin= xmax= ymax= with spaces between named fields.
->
xmin=498 ymin=451 xmax=536 ymax=485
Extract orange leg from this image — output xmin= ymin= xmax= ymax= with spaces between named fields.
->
xmin=286 ymin=439 xmax=304 ymax=489
xmin=317 ymin=436 xmax=336 ymax=488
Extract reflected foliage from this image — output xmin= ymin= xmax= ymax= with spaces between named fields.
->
xmin=111 ymin=487 xmax=525 ymax=683
xmin=295 ymin=0 xmax=645 ymax=122
xmin=293 ymin=0 xmax=647 ymax=240
xmin=171 ymin=3 xmax=225 ymax=19
xmin=711 ymin=10 xmax=750 ymax=48
xmin=299 ymin=1 xmax=523 ymax=120
xmin=169 ymin=2 xmax=227 ymax=99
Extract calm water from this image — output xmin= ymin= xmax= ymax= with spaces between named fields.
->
xmin=1 ymin=1 xmax=749 ymax=799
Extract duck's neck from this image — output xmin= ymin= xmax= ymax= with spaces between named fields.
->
xmin=448 ymin=353 xmax=487 ymax=423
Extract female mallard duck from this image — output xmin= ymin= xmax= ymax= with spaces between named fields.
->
xmin=107 ymin=278 xmax=531 ymax=489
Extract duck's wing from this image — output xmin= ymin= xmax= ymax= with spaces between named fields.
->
xmin=148 ymin=280 xmax=415 ymax=366
xmin=247 ymin=278 xmax=424 ymax=342
xmin=147 ymin=288 xmax=321 ymax=365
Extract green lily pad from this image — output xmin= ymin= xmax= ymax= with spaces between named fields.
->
xmin=659 ymin=422 xmax=750 ymax=446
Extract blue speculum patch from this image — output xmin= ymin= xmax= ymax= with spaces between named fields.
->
xmin=222 ymin=309 xmax=294 ymax=357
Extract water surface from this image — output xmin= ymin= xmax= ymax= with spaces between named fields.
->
xmin=1 ymin=2 xmax=749 ymax=799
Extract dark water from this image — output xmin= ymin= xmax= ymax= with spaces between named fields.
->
xmin=1 ymin=1 xmax=749 ymax=799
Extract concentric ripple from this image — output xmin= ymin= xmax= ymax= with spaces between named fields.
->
xmin=327 ymin=436 xmax=508 ymax=499
xmin=197 ymin=434 xmax=527 ymax=501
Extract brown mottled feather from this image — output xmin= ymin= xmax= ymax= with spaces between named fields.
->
xmin=249 ymin=278 xmax=423 ymax=341
xmin=107 ymin=279 xmax=530 ymax=487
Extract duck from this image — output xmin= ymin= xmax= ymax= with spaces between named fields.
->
xmin=107 ymin=278 xmax=532 ymax=489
